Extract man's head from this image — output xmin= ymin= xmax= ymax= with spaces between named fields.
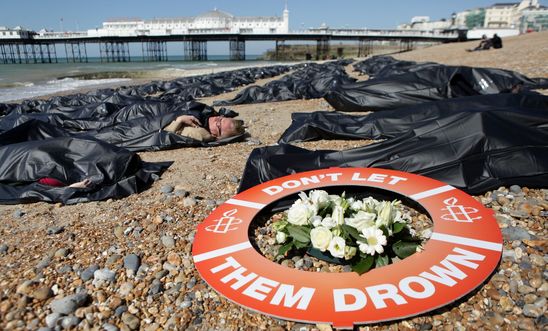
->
xmin=209 ymin=116 xmax=245 ymax=139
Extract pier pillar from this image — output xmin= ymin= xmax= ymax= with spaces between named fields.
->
xmin=358 ymin=39 xmax=373 ymax=57
xmin=316 ymin=38 xmax=330 ymax=60
xmin=142 ymin=41 xmax=168 ymax=62
xmin=100 ymin=41 xmax=130 ymax=62
xmin=183 ymin=40 xmax=207 ymax=61
xmin=399 ymin=39 xmax=414 ymax=52
xmin=229 ymin=38 xmax=245 ymax=61
xmin=64 ymin=42 xmax=88 ymax=63
xmin=275 ymin=40 xmax=287 ymax=60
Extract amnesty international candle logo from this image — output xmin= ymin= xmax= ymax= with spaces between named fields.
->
xmin=441 ymin=197 xmax=481 ymax=223
xmin=205 ymin=209 xmax=243 ymax=234
xmin=192 ymin=168 xmax=503 ymax=328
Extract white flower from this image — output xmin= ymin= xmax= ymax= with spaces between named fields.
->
xmin=310 ymin=226 xmax=333 ymax=252
xmin=309 ymin=190 xmax=330 ymax=209
xmin=350 ymin=200 xmax=363 ymax=211
xmin=276 ymin=231 xmax=287 ymax=244
xmin=287 ymin=200 xmax=313 ymax=226
xmin=332 ymin=205 xmax=345 ymax=226
xmin=329 ymin=194 xmax=343 ymax=206
xmin=311 ymin=215 xmax=323 ymax=227
xmin=375 ymin=201 xmax=395 ymax=228
xmin=344 ymin=210 xmax=377 ymax=232
xmin=344 ymin=246 xmax=357 ymax=260
xmin=321 ymin=216 xmax=336 ymax=229
xmin=362 ymin=197 xmax=380 ymax=212
xmin=328 ymin=236 xmax=346 ymax=258
xmin=357 ymin=228 xmax=387 ymax=256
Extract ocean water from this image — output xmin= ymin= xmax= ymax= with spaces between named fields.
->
xmin=0 ymin=55 xmax=272 ymax=102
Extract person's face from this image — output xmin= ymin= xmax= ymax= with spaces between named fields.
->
xmin=211 ymin=116 xmax=236 ymax=138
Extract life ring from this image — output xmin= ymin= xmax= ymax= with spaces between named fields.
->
xmin=192 ymin=168 xmax=502 ymax=328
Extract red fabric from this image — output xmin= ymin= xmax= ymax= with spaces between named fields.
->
xmin=38 ymin=177 xmax=66 ymax=187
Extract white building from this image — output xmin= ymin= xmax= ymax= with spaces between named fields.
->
xmin=484 ymin=0 xmax=540 ymax=28
xmin=397 ymin=16 xmax=452 ymax=31
xmin=88 ymin=7 xmax=289 ymax=37
xmin=0 ymin=26 xmax=32 ymax=39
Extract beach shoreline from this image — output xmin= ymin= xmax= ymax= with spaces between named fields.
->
xmin=0 ymin=31 xmax=547 ymax=330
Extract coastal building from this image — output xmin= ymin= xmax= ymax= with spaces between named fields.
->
xmin=88 ymin=7 xmax=289 ymax=37
xmin=0 ymin=26 xmax=32 ymax=39
xmin=519 ymin=4 xmax=548 ymax=32
xmin=397 ymin=16 xmax=452 ymax=31
xmin=484 ymin=0 xmax=540 ymax=28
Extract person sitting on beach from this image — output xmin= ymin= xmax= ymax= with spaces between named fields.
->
xmin=467 ymin=35 xmax=493 ymax=52
xmin=491 ymin=34 xmax=503 ymax=49
xmin=163 ymin=114 xmax=245 ymax=142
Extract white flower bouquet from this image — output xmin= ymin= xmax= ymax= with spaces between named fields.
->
xmin=273 ymin=190 xmax=422 ymax=274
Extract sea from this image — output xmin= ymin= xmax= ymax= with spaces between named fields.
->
xmin=0 ymin=55 xmax=275 ymax=103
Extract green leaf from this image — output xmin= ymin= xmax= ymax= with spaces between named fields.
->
xmin=392 ymin=240 xmax=419 ymax=259
xmin=379 ymin=225 xmax=389 ymax=237
xmin=293 ymin=240 xmax=309 ymax=249
xmin=375 ymin=254 xmax=390 ymax=268
xmin=341 ymin=224 xmax=362 ymax=242
xmin=286 ymin=225 xmax=310 ymax=243
xmin=277 ymin=242 xmax=294 ymax=257
xmin=392 ymin=222 xmax=405 ymax=234
xmin=352 ymin=255 xmax=374 ymax=275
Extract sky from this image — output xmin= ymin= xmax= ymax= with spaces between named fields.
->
xmin=5 ymin=0 xmax=543 ymax=31
xmin=1 ymin=1 xmax=545 ymax=55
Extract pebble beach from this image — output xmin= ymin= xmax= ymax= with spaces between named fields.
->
xmin=0 ymin=31 xmax=547 ymax=330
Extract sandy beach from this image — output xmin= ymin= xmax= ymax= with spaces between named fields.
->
xmin=0 ymin=31 xmax=547 ymax=330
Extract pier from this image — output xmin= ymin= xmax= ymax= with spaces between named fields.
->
xmin=0 ymin=30 xmax=462 ymax=64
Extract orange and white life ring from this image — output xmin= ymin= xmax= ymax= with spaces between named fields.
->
xmin=192 ymin=168 xmax=502 ymax=328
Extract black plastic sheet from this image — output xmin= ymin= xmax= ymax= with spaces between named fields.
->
xmin=0 ymin=135 xmax=170 ymax=204
xmin=326 ymin=58 xmax=548 ymax=112
xmin=213 ymin=60 xmax=355 ymax=106
xmin=240 ymin=94 xmax=548 ymax=195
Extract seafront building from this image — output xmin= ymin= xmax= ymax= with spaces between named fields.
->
xmin=0 ymin=26 xmax=32 ymax=39
xmin=87 ymin=7 xmax=289 ymax=37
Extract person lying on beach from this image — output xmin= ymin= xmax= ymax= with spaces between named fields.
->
xmin=163 ymin=114 xmax=245 ymax=142
xmin=38 ymin=177 xmax=92 ymax=188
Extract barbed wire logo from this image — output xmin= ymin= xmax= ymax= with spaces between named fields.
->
xmin=441 ymin=197 xmax=481 ymax=223
xmin=205 ymin=209 xmax=243 ymax=233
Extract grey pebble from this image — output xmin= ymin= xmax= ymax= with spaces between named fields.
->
xmin=50 ymin=292 xmax=89 ymax=315
xmin=187 ymin=277 xmax=197 ymax=289
xmin=80 ymin=264 xmax=99 ymax=282
xmin=183 ymin=197 xmax=197 ymax=207
xmin=12 ymin=209 xmax=25 ymax=218
xmin=46 ymin=226 xmax=65 ymax=235
xmin=114 ymin=305 xmax=128 ymax=317
xmin=246 ymin=137 xmax=262 ymax=145
xmin=174 ymin=189 xmax=189 ymax=197
xmin=58 ymin=265 xmax=72 ymax=274
xmin=45 ymin=313 xmax=63 ymax=328
xmin=123 ymin=254 xmax=141 ymax=272
xmin=522 ymin=303 xmax=543 ymax=317
xmin=61 ymin=316 xmax=81 ymax=329
xmin=181 ymin=300 xmax=192 ymax=308
xmin=155 ymin=270 xmax=169 ymax=279
xmin=509 ymin=185 xmax=522 ymax=194
xmin=501 ymin=226 xmax=532 ymax=241
xmin=0 ymin=244 xmax=8 ymax=254
xmin=160 ymin=185 xmax=174 ymax=194
xmin=151 ymin=174 xmax=160 ymax=181
xmin=161 ymin=235 xmax=175 ymax=248
xmin=148 ymin=279 xmax=163 ymax=295
xmin=36 ymin=256 xmax=51 ymax=270
xmin=205 ymin=199 xmax=217 ymax=207
xmin=93 ymin=268 xmax=116 ymax=282
xmin=37 ymin=328 xmax=52 ymax=331
xmin=229 ymin=175 xmax=240 ymax=183
xmin=102 ymin=323 xmax=120 ymax=331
